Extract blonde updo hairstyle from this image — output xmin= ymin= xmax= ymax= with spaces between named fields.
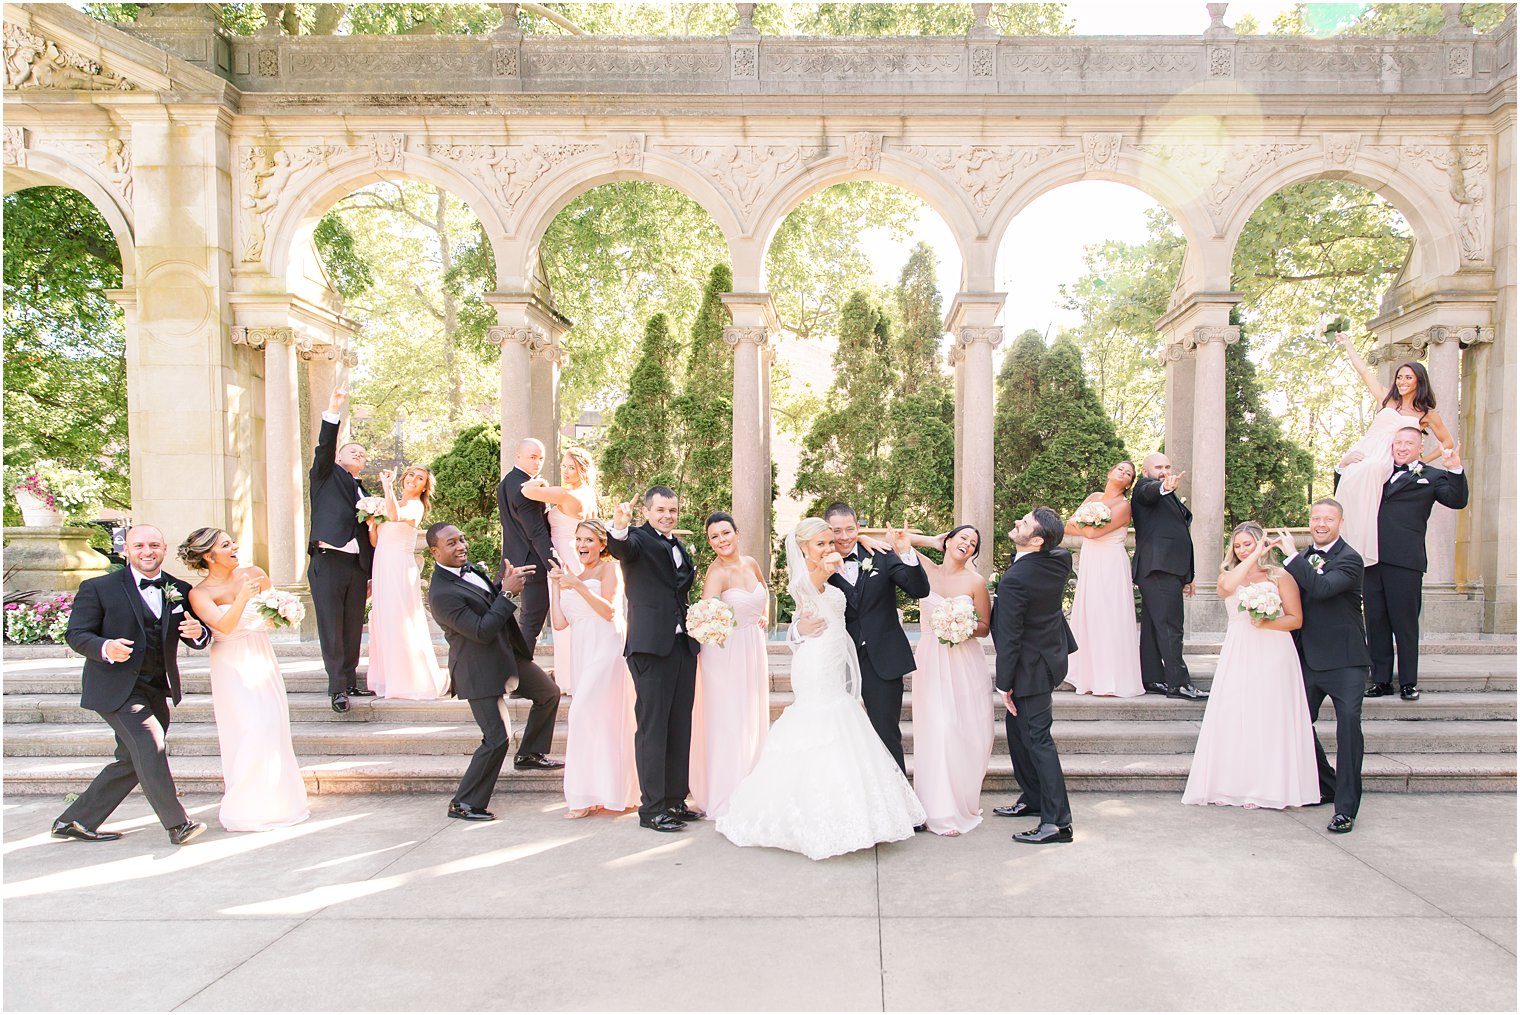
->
xmin=1221 ymin=520 xmax=1267 ymax=572
xmin=793 ymin=516 xmax=830 ymax=548
xmin=178 ymin=526 xmax=225 ymax=572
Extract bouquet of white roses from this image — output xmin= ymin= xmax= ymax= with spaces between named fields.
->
xmin=356 ymin=496 xmax=388 ymax=525
xmin=929 ymin=596 xmax=979 ymax=646
xmin=1070 ymin=501 xmax=1112 ymax=529
xmin=1236 ymin=581 xmax=1283 ymax=622
xmin=686 ymin=597 xmax=737 ymax=647
xmin=250 ymin=588 xmax=306 ymax=629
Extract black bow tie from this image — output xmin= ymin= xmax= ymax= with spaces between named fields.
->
xmin=462 ymin=564 xmax=487 ymax=580
xmin=845 ymin=551 xmax=860 ymax=563
xmin=1393 ymin=463 xmax=1411 ymax=473
xmin=138 ymin=576 xmax=165 ymax=590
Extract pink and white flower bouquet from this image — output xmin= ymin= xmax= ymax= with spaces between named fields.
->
xmin=686 ymin=597 xmax=737 ymax=647
xmin=251 ymin=588 xmax=306 ymax=629
xmin=355 ymin=496 xmax=388 ymax=525
xmin=929 ymin=596 xmax=979 ymax=646
xmin=1236 ymin=581 xmax=1283 ymax=622
xmin=1070 ymin=501 xmax=1112 ymax=529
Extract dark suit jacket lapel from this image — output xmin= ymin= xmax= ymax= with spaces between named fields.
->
xmin=639 ymin=524 xmax=682 ymax=589
xmin=848 ymin=548 xmax=873 ymax=606
xmin=443 ymin=565 xmax=495 ymax=607
xmin=118 ymin=567 xmax=150 ymax=638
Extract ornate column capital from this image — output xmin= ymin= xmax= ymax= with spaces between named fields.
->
xmin=537 ymin=342 xmax=570 ymax=367
xmin=723 ymin=325 xmax=769 ymax=349
xmin=1426 ymin=323 xmax=1488 ymax=349
xmin=1366 ymin=339 xmax=1422 ymax=366
xmin=230 ymin=325 xmax=294 ymax=349
xmin=297 ymin=342 xmax=340 ymax=362
xmin=956 ymin=325 xmax=1003 ymax=348
xmin=341 ymin=348 xmax=360 ymax=368
xmin=1184 ymin=324 xmax=1240 ymax=350
xmin=488 ymin=325 xmax=548 ymax=352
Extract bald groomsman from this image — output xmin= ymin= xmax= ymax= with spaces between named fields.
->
xmin=497 ymin=438 xmax=555 ymax=646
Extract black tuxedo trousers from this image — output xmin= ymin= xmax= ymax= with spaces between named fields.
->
xmin=628 ymin=644 xmax=698 ymax=820
xmin=1365 ymin=562 xmax=1425 ymax=689
xmin=59 ymin=687 xmax=189 ymax=831
xmin=1302 ymin=665 xmax=1364 ymax=817
xmin=308 ymin=549 xmax=368 ymax=695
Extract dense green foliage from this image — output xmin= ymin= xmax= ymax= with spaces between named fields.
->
xmin=3 ymin=188 xmax=128 ymax=523
xmin=599 ymin=314 xmax=680 ymax=503
xmin=1224 ymin=328 xmax=1315 ymax=529
xmin=427 ymin=422 xmax=503 ymax=566
xmin=991 ymin=330 xmax=1046 ymax=561
xmin=673 ymin=264 xmax=736 ymax=553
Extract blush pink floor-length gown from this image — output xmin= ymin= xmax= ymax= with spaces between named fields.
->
xmin=912 ymin=591 xmax=994 ymax=835
xmin=208 ymin=603 xmax=309 ymax=831
xmin=1182 ymin=587 xmax=1319 ymax=809
xmin=690 ymin=583 xmax=771 ymax=819
xmin=367 ymin=517 xmax=447 ymax=700
xmin=1067 ymin=526 xmax=1145 ymax=698
xmin=560 ymin=578 xmax=639 ymax=812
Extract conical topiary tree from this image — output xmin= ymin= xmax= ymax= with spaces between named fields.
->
xmin=599 ymin=313 xmax=678 ymax=505
xmin=1224 ymin=323 xmax=1313 ymax=528
xmin=674 ymin=264 xmax=735 ymax=555
xmin=992 ymin=328 xmax=1047 ymax=560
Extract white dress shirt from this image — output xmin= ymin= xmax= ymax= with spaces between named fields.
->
xmin=840 ymin=542 xmax=918 ymax=585
xmin=1284 ymin=538 xmax=1340 ymax=565
xmin=318 ymin=409 xmax=360 ymax=554
xmin=609 ymin=524 xmax=685 ymax=569
xmin=103 ymin=567 xmax=166 ymax=662
xmin=438 ymin=563 xmax=492 ymax=593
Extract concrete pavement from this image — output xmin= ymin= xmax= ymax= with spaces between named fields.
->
xmin=3 ymin=792 xmax=1514 ymax=1011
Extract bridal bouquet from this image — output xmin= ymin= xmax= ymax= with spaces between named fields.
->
xmin=686 ymin=597 xmax=737 ymax=648
xmin=1237 ymin=581 xmax=1284 ymax=622
xmin=355 ymin=496 xmax=388 ymax=525
xmin=251 ymin=588 xmax=306 ymax=629
xmin=930 ymin=597 xmax=979 ymax=646
xmin=1071 ymin=501 xmax=1112 ymax=529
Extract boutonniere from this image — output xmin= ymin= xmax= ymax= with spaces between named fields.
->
xmin=1408 ymin=461 xmax=1425 ymax=476
xmin=164 ymin=587 xmax=185 ymax=606
xmin=1306 ymin=553 xmax=1326 ymax=575
xmin=858 ymin=557 xmax=875 ymax=575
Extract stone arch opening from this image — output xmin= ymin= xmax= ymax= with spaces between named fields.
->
xmin=3 ymin=159 xmax=135 ymax=285
xmin=2 ymin=183 xmax=134 ymax=526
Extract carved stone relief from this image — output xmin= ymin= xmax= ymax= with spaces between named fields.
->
xmin=35 ymin=136 xmax=135 ymax=206
xmin=970 ymin=45 xmax=994 ymax=78
xmin=3 ymin=125 xmax=26 ymax=167
xmin=1132 ymin=142 xmax=1311 ymax=222
xmin=493 ymin=45 xmax=519 ymax=78
xmin=1369 ymin=141 xmax=1491 ymax=263
xmin=238 ymin=143 xmax=342 ymax=263
xmin=1322 ymin=132 xmax=1361 ymax=170
xmin=363 ymin=132 xmax=405 ymax=169
xmin=1083 ymin=133 xmax=1122 ymax=173
xmin=611 ymin=133 xmax=644 ymax=171
xmin=731 ymin=43 xmax=757 ymax=79
xmin=899 ymin=143 xmax=1074 ymax=219
xmin=428 ymin=141 xmax=597 ymax=219
xmin=1208 ymin=46 xmax=1233 ymax=77
xmin=663 ymin=143 xmax=824 ymax=215
xmin=845 ymin=132 xmax=881 ymax=172
xmin=3 ymin=21 xmax=136 ymax=91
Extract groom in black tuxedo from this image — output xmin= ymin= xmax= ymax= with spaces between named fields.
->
xmin=496 ymin=437 xmax=554 ymax=646
xmin=991 ymin=507 xmax=1078 ymax=844
xmin=1131 ymin=453 xmax=1206 ymax=700
xmin=1362 ymin=429 xmax=1469 ymax=701
xmin=54 ymin=525 xmax=211 ymax=845
xmin=1276 ymin=499 xmax=1371 ymax=834
xmin=609 ymin=487 xmax=701 ymax=833
xmin=307 ymin=388 xmax=375 ymax=714
xmin=426 ymin=523 xmax=563 ymax=821
xmin=823 ymin=502 xmax=930 ymax=775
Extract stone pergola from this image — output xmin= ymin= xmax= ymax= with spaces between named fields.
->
xmin=3 ymin=3 xmax=1514 ymax=634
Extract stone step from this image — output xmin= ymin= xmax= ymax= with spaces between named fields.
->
xmin=5 ymin=717 xmax=1511 ymax=759
xmin=5 ymin=652 xmax=1514 ymax=694
xmin=4 ymin=750 xmax=1511 ymax=797
xmin=4 ymin=689 xmax=1512 ymax=726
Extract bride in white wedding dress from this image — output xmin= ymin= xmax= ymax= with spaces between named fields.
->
xmin=715 ymin=517 xmax=926 ymax=860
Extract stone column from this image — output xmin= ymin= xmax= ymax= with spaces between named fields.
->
xmin=530 ymin=340 xmax=571 ymax=483
xmin=304 ymin=346 xmax=342 ymax=450
xmin=720 ymin=293 xmax=780 ymax=569
xmin=1161 ymin=349 xmax=1195 ymax=477
xmin=1422 ymin=330 xmax=1462 ymax=586
xmin=945 ymin=294 xmax=1006 ymax=569
xmin=485 ymin=292 xmax=571 ymax=474
xmin=252 ymin=327 xmax=304 ymax=586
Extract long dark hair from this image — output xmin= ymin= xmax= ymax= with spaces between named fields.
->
xmin=941 ymin=524 xmax=982 ymax=561
xmin=1383 ymin=361 xmax=1436 ymax=415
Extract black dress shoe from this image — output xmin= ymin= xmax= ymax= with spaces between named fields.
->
xmin=1327 ymin=814 xmax=1354 ymax=834
xmin=667 ymin=805 xmax=705 ymax=822
xmin=1165 ymin=683 xmax=1209 ymax=701
xmin=1400 ymin=685 xmax=1421 ymax=701
xmin=992 ymin=802 xmax=1035 ymax=818
xmin=50 ymin=819 xmax=122 ymax=842
xmin=640 ymin=814 xmax=686 ymax=832
xmin=1013 ymin=824 xmax=1073 ymax=844
xmin=331 ymin=692 xmax=349 ymax=714
xmin=1145 ymin=681 xmax=1171 ymax=695
xmin=914 ymin=823 xmax=929 ymax=833
xmin=346 ymin=686 xmax=376 ymax=697
xmin=167 ymin=820 xmax=206 ymax=846
xmin=1364 ymin=682 xmax=1395 ymax=698
xmin=448 ymin=802 xmax=495 ymax=821
xmin=513 ymin=754 xmax=565 ymax=770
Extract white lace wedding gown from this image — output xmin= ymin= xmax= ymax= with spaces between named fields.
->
xmin=715 ymin=583 xmax=925 ymax=860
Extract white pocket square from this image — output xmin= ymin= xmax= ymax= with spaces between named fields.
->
xmin=1416 ymin=478 xmax=1430 ymax=484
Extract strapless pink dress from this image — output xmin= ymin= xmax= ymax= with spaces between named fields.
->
xmin=1336 ymin=406 xmax=1427 ymax=566
xmin=367 ymin=520 xmax=446 ymax=700
xmin=1067 ymin=527 xmax=1145 ymax=697
xmin=691 ymin=584 xmax=771 ymax=819
xmin=560 ymin=578 xmax=639 ymax=812
xmin=208 ymin=603 xmax=309 ymax=831
xmin=913 ymin=592 xmax=994 ymax=835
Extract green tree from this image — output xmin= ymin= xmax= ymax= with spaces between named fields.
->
xmin=673 ymin=263 xmax=736 ymax=552
xmin=3 ymin=187 xmax=128 ymax=522
xmin=1224 ymin=329 xmax=1314 ymax=529
xmin=891 ymin=241 xmax=944 ymax=395
xmin=881 ymin=242 xmax=954 ymax=529
xmin=1271 ymin=3 xmax=1507 ymax=36
xmin=1005 ymin=338 xmax=1129 ymax=529
xmin=599 ymin=313 xmax=679 ymax=503
xmin=991 ymin=329 xmax=1046 ymax=560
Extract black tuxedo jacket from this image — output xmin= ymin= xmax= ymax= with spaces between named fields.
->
xmin=308 ymin=416 xmax=373 ymax=573
xmin=1285 ymin=538 xmax=1371 ymax=671
xmin=607 ymin=522 xmax=697 ymax=658
xmin=65 ymin=568 xmax=210 ymax=712
xmin=1131 ymin=478 xmax=1194 ymax=583
xmin=497 ymin=467 xmax=554 ymax=569
xmin=992 ymin=549 xmax=1079 ymax=697
xmin=1376 ymin=467 xmax=1468 ymax=573
xmin=828 ymin=546 xmax=930 ymax=681
xmin=427 ymin=565 xmax=533 ymax=700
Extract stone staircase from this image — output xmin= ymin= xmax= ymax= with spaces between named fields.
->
xmin=4 ymin=636 xmax=1514 ymax=796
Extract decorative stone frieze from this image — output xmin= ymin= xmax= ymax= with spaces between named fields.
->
xmin=663 ymin=143 xmax=824 ymax=215
xmin=1082 ymin=133 xmax=1122 ymax=172
xmin=1131 ymin=142 xmax=1311 ymax=222
xmin=239 ymin=143 xmax=343 ymax=263
xmin=3 ymin=20 xmax=136 ymax=91
xmin=230 ymin=325 xmax=294 ymax=349
xmin=730 ymin=42 xmax=757 ymax=79
xmin=970 ymin=45 xmax=995 ymax=78
xmin=428 ymin=140 xmax=597 ymax=219
xmin=1207 ymin=46 xmax=1234 ymax=77
xmin=3 ymin=125 xmax=25 ymax=166
xmin=1369 ymin=141 xmax=1491 ymax=263
xmin=32 ymin=135 xmax=133 ymax=205
xmin=899 ymin=143 xmax=1073 ymax=220
xmin=492 ymin=45 xmax=519 ymax=78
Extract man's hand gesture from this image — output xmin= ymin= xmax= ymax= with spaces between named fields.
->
xmin=327 ymin=388 xmax=347 ymax=415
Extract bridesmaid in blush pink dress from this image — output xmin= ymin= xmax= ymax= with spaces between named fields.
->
xmin=548 ymin=520 xmax=638 ymax=817
xmin=691 ymin=512 xmax=771 ymax=820
xmin=1064 ymin=461 xmax=1145 ymax=698
xmin=366 ymin=466 xmax=447 ymax=700
xmin=523 ymin=447 xmax=600 ymax=696
xmin=1183 ymin=522 xmax=1318 ymax=809
xmin=181 ymin=528 xmax=308 ymax=832
xmin=907 ymin=524 xmax=994 ymax=836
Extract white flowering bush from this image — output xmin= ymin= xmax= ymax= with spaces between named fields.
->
xmin=11 ymin=461 xmax=105 ymax=515
xmin=4 ymin=594 xmax=74 ymax=643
